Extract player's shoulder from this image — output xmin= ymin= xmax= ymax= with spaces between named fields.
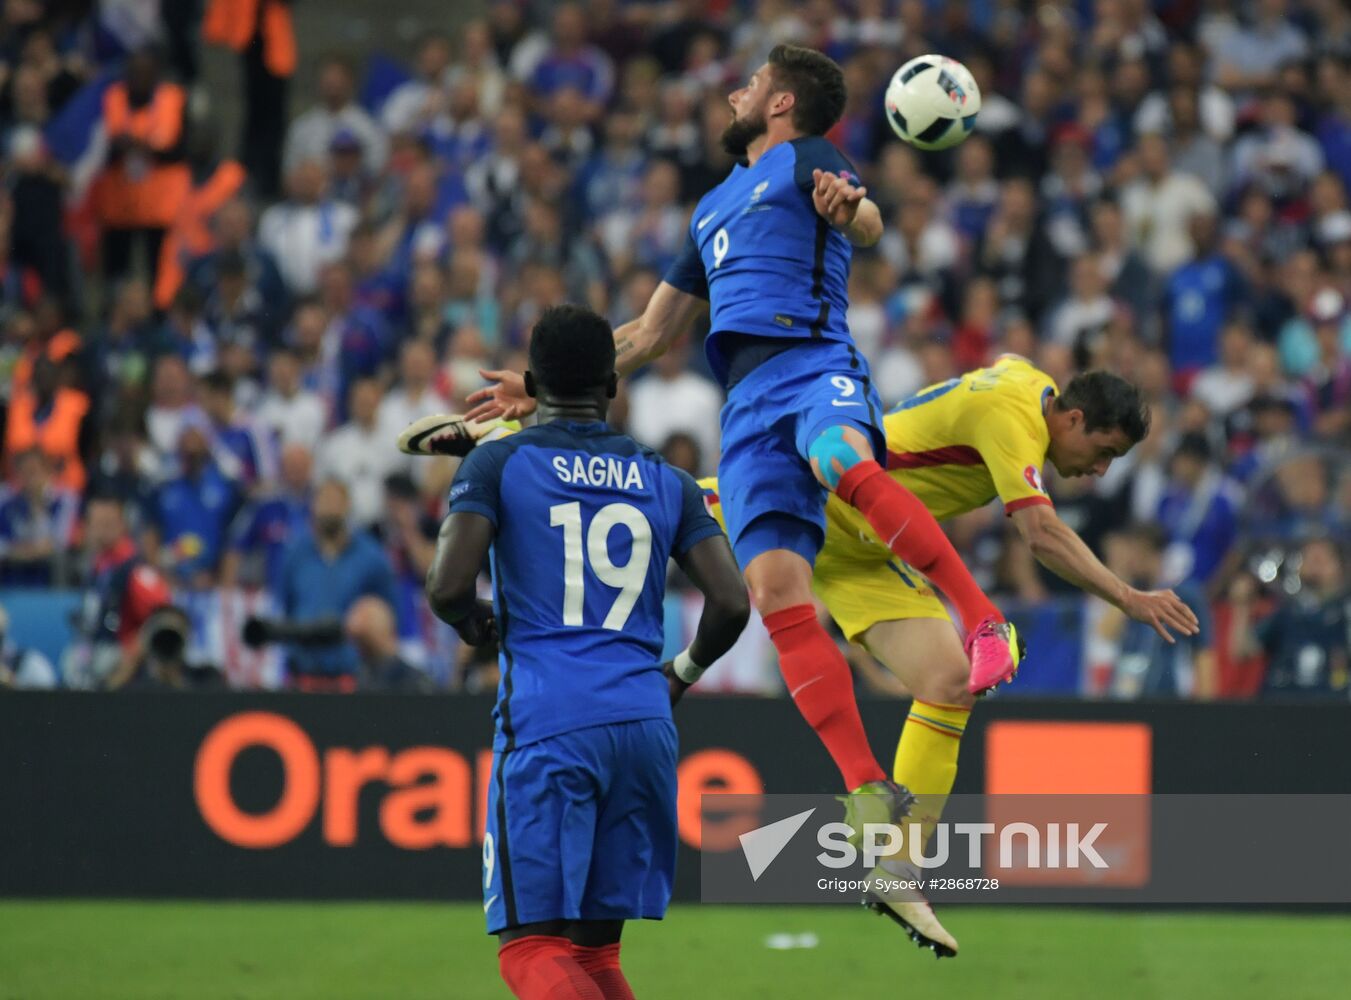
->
xmin=788 ymin=135 xmax=859 ymax=186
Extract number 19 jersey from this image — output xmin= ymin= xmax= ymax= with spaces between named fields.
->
xmin=448 ymin=420 xmax=721 ymax=751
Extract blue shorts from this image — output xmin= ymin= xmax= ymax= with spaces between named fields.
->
xmin=717 ymin=339 xmax=885 ymax=569
xmin=482 ymin=718 xmax=678 ymax=934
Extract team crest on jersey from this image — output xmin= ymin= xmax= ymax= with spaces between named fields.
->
xmin=1024 ymin=465 xmax=1045 ymax=493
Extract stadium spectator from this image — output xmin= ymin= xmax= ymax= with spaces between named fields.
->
xmin=282 ymin=52 xmax=386 ymax=178
xmin=144 ymin=419 xmax=243 ymax=589
xmin=198 ymin=370 xmax=276 ymax=491
xmin=221 ymin=440 xmax=313 ymax=592
xmin=1121 ymin=132 xmax=1216 ymax=275
xmin=258 ymin=160 xmax=359 ymax=296
xmin=443 ymin=19 xmax=505 ymax=120
xmin=1156 ymin=433 xmax=1240 ymax=585
xmin=1231 ymin=536 xmax=1349 ymax=698
xmin=4 ymin=353 xmax=89 ymax=493
xmin=91 ymin=48 xmax=189 ymax=287
xmin=202 ymin=0 xmax=296 ymax=200
xmin=0 ymin=601 xmax=57 ymax=688
xmin=70 ymin=493 xmax=171 ymax=690
xmin=1192 ymin=321 xmax=1258 ymax=419
xmin=380 ymin=31 xmax=453 ymax=137
xmin=187 ymin=197 xmax=288 ymax=317
xmin=317 ymin=378 xmax=404 ymax=529
xmin=144 ymin=353 xmax=200 ymax=461
xmin=344 ymin=594 xmax=432 ymax=692
xmin=256 ymin=345 xmax=327 ymax=452
xmin=275 ymin=478 xmax=397 ymax=691
xmin=527 ymin=2 xmax=614 ymax=118
xmin=1092 ymin=523 xmax=1216 ymax=699
xmin=626 ymin=336 xmax=722 ymax=475
xmin=376 ymin=339 xmax=449 ymax=465
xmin=1208 ymin=0 xmax=1308 ymax=96
xmin=1301 ymin=289 xmax=1351 ymax=440
xmin=0 ymin=447 xmax=77 ymax=585
xmin=1162 ymin=211 xmax=1245 ymax=388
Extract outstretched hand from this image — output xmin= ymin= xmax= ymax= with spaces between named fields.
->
xmin=1121 ymin=588 xmax=1200 ymax=643
xmin=811 ymin=168 xmax=868 ymax=229
xmin=464 ymin=369 xmax=535 ymax=423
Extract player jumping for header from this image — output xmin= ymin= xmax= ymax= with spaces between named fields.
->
xmin=467 ymin=44 xmax=1015 ymax=835
xmin=427 ymin=305 xmax=748 ymax=1000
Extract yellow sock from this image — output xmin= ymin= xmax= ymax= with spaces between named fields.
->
xmin=891 ymin=699 xmax=970 ymax=861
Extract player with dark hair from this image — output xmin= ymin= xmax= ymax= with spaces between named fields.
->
xmin=426 ymin=304 xmax=748 ymax=1000
xmin=466 ymin=43 xmax=1019 ymax=846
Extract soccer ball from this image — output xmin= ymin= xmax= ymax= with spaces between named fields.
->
xmin=884 ymin=55 xmax=981 ymax=151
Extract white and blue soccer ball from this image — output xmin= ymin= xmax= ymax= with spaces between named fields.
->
xmin=884 ymin=54 xmax=981 ymax=151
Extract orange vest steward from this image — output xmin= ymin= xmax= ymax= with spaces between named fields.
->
xmin=155 ymin=160 xmax=248 ymax=309
xmin=203 ymin=0 xmax=297 ymax=78
xmin=93 ymin=82 xmax=191 ymax=230
xmin=5 ymin=387 xmax=90 ymax=493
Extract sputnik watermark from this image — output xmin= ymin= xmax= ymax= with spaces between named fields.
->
xmin=815 ymin=821 xmax=1109 ymax=871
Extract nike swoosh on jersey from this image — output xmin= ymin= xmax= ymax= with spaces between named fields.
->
xmin=483 ymin=895 xmax=498 ymax=913
xmin=697 ymin=211 xmax=718 ymax=230
xmin=831 ymin=400 xmax=863 ymax=407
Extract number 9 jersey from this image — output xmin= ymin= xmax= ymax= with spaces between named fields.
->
xmin=447 ymin=419 xmax=721 ymax=752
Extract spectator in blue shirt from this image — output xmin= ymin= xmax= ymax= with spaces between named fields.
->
xmin=1164 ymin=211 xmax=1245 ymax=387
xmin=528 ymin=3 xmax=615 ymax=117
xmin=145 ymin=421 xmax=243 ymax=588
xmin=1156 ymin=433 xmax=1240 ymax=585
xmin=0 ymin=447 xmax=78 ymax=586
xmin=1100 ymin=523 xmax=1217 ymax=699
xmin=221 ymin=441 xmax=314 ymax=592
xmin=199 ymin=371 xmax=277 ymax=492
xmin=276 ymin=478 xmax=397 ymax=689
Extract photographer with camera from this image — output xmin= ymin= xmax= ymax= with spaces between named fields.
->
xmin=63 ymin=493 xmax=173 ymax=689
xmin=266 ymin=478 xmax=397 ymax=691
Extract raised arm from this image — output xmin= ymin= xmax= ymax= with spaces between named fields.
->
xmin=612 ymin=280 xmax=710 ymax=376
xmin=1011 ymin=503 xmax=1199 ymax=643
xmin=464 ymin=280 xmax=708 ymax=422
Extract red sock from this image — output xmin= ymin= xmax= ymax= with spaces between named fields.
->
xmin=572 ymin=943 xmax=635 ymax=1000
xmin=836 ymin=461 xmax=1000 ymax=632
xmin=764 ymin=604 xmax=885 ymax=790
xmin=499 ymin=935 xmax=604 ymax=1000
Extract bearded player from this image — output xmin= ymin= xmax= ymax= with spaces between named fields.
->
xmin=463 ymin=44 xmax=1020 ymax=841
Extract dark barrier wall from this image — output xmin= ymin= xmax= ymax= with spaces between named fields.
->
xmin=4 ymin=693 xmax=1351 ymax=900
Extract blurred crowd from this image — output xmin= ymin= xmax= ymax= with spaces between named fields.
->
xmin=0 ymin=0 xmax=1348 ymax=699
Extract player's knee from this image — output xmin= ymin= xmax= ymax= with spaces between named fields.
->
xmin=911 ymin=654 xmax=975 ymax=708
xmin=807 ymin=424 xmax=872 ymax=491
xmin=744 ymin=559 xmax=814 ymax=616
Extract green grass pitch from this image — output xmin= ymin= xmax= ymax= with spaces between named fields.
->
xmin=2 ymin=901 xmax=1349 ymax=999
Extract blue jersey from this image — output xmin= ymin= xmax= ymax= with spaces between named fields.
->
xmin=664 ymin=136 xmax=859 ymax=385
xmin=448 ymin=420 xmax=721 ymax=751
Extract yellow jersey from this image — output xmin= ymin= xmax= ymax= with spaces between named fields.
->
xmin=700 ymin=355 xmax=1057 ymax=525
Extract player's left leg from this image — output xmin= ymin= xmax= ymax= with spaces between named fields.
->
xmin=498 ymin=921 xmax=605 ymax=999
xmin=569 ymin=921 xmax=632 ymax=1000
xmin=806 ymin=420 xmax=1020 ymax=692
xmin=576 ymin=718 xmax=679 ymax=999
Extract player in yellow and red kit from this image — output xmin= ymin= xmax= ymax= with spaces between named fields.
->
xmin=697 ymin=357 xmax=1197 ymax=954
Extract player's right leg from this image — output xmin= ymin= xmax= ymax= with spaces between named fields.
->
xmin=858 ymin=617 xmax=974 ymax=957
xmin=717 ymin=349 xmax=909 ymax=828
xmin=484 ymin=738 xmax=607 ymax=999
